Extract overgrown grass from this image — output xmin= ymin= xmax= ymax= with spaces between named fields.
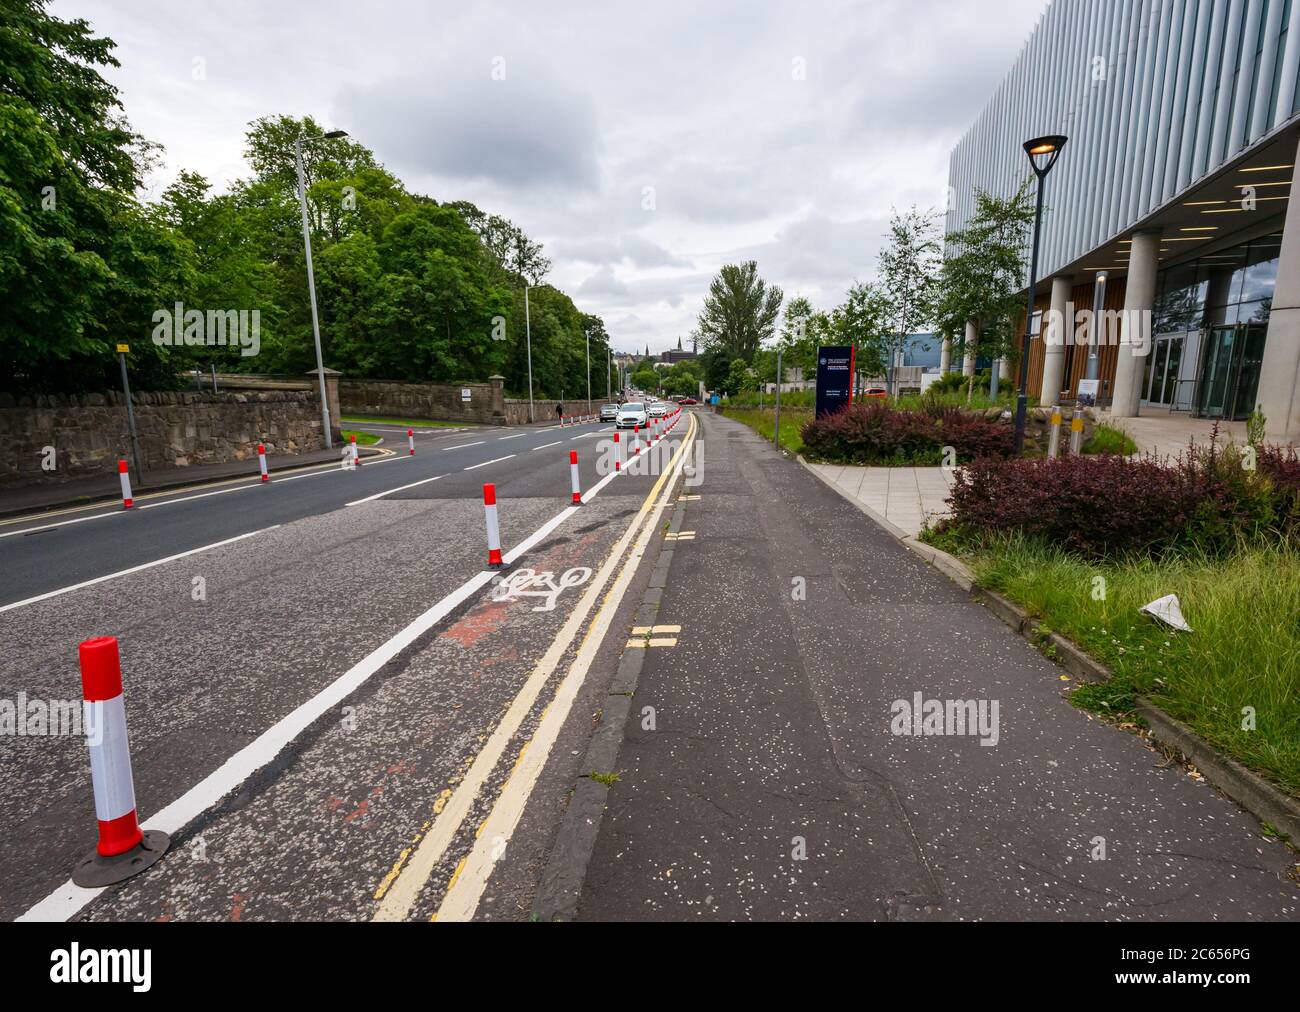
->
xmin=950 ymin=532 xmax=1300 ymax=797
xmin=720 ymin=406 xmax=810 ymax=455
xmin=1083 ymin=423 xmax=1139 ymax=456
xmin=340 ymin=429 xmax=382 ymax=445
xmin=341 ymin=415 xmax=465 ymax=429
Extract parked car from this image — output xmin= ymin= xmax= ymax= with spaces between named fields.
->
xmin=648 ymin=401 xmax=668 ymax=418
xmin=681 ymin=397 xmax=698 ymax=405
xmin=600 ymin=403 xmax=620 ymax=422
xmin=863 ymin=387 xmax=889 ymax=400
xmin=616 ymin=402 xmax=648 ymax=429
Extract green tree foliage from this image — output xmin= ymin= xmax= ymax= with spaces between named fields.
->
xmin=0 ymin=3 xmax=606 ymax=396
xmin=696 ymin=261 xmax=783 ymax=362
xmin=875 ymin=205 xmax=941 ymax=392
xmin=933 ymin=183 xmax=1035 ymax=400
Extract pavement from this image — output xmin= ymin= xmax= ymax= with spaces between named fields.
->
xmin=572 ymin=411 xmax=1299 ymax=921
xmin=804 ymin=463 xmax=954 ymax=538
xmin=1108 ymin=412 xmax=1250 ymax=461
xmin=1 ymin=412 xmax=691 ymax=921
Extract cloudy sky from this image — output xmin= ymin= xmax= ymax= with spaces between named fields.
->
xmin=54 ymin=0 xmax=1049 ymax=355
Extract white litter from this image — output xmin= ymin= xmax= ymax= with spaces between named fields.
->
xmin=1140 ymin=594 xmax=1192 ymax=632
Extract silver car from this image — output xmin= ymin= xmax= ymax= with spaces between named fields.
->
xmin=616 ymin=402 xmax=648 ymax=429
xmin=600 ymin=403 xmax=620 ymax=422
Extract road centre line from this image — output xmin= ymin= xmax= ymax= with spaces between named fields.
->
xmin=372 ymin=414 xmax=696 ymax=921
xmin=0 ymin=526 xmax=280 ymax=616
xmin=443 ymin=441 xmax=485 ymax=451
xmin=532 ymin=441 xmax=562 ymax=451
xmin=346 ymin=474 xmax=445 ymax=506
xmin=16 ymin=426 xmax=649 ymax=922
xmin=464 ymin=455 xmax=515 ymax=471
xmin=497 ymin=433 xmax=528 ymax=441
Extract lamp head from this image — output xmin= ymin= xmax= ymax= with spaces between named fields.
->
xmin=1024 ymin=134 xmax=1068 ymax=177
xmin=324 ymin=129 xmax=349 ymax=139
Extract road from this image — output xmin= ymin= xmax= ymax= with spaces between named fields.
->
xmin=1 ymin=412 xmax=693 ymax=920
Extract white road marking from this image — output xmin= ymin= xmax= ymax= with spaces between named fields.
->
xmin=497 ymin=433 xmax=527 ymax=441
xmin=443 ymin=441 xmax=485 ymax=451
xmin=0 ymin=509 xmax=127 ymax=540
xmin=346 ymin=474 xmax=445 ymax=506
xmin=139 ymin=481 xmax=262 ymax=509
xmin=464 ymin=455 xmax=515 ymax=471
xmin=532 ymin=441 xmax=563 ymax=451
xmin=0 ymin=526 xmax=279 ymax=615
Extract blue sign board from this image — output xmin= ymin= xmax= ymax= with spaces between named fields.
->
xmin=815 ymin=345 xmax=855 ymax=418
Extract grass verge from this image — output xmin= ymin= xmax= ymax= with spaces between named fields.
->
xmin=933 ymin=530 xmax=1300 ymax=798
xmin=341 ymin=429 xmax=382 ymax=445
xmin=720 ymin=406 xmax=810 ymax=455
xmin=1083 ymin=423 xmax=1139 ymax=456
xmin=341 ymin=415 xmax=464 ymax=429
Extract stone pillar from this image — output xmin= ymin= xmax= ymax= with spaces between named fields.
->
xmin=489 ymin=375 xmax=506 ymax=425
xmin=1109 ymin=230 xmax=1160 ymax=418
xmin=1040 ymin=276 xmax=1072 ymax=404
xmin=306 ymin=367 xmax=342 ymax=443
xmin=1257 ymin=136 xmax=1300 ymax=442
xmin=939 ymin=337 xmax=952 ymax=374
xmin=963 ymin=320 xmax=977 ymax=376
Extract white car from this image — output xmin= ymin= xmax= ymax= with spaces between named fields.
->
xmin=616 ymin=402 xmax=648 ymax=429
xmin=648 ymin=401 xmax=668 ymax=418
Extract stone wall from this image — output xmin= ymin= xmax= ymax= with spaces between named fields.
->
xmin=502 ymin=399 xmax=604 ymax=425
xmin=0 ymin=388 xmax=323 ymax=487
xmin=339 ymin=377 xmax=505 ymax=425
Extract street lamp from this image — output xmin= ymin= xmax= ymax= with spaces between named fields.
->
xmin=524 ymin=283 xmax=535 ymax=423
xmin=585 ymin=328 xmax=592 ymax=414
xmin=1013 ymin=134 xmax=1067 ymax=455
xmin=296 ymin=127 xmax=349 ymax=449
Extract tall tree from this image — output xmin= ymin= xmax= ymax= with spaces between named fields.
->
xmin=830 ymin=281 xmax=892 ymax=382
xmin=696 ymin=261 xmax=783 ymax=362
xmin=933 ymin=183 xmax=1036 ymax=403
xmin=876 ymin=206 xmax=941 ymax=394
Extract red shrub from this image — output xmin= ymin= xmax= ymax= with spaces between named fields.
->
xmin=800 ymin=402 xmax=1013 ymax=465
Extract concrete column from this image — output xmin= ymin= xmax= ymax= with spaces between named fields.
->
xmin=1257 ymin=137 xmax=1300 ymax=441
xmin=1109 ymin=230 xmax=1161 ymax=418
xmin=939 ymin=337 xmax=952 ymax=374
xmin=489 ymin=374 xmax=506 ymax=424
xmin=1040 ymin=276 xmax=1072 ymax=403
xmin=963 ymin=320 xmax=977 ymax=376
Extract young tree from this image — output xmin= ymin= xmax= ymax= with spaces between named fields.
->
xmin=830 ymin=281 xmax=892 ymax=385
xmin=933 ymin=183 xmax=1036 ymax=404
xmin=875 ymin=206 xmax=941 ymax=394
xmin=696 ymin=261 xmax=783 ymax=362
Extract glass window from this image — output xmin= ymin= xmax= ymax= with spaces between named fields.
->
xmin=1239 ymin=236 xmax=1281 ymax=304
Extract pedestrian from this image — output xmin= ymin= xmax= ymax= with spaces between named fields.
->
xmin=556 ymin=402 xmax=564 ymax=422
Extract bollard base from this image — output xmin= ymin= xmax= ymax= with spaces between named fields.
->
xmin=72 ymin=829 xmax=170 ymax=888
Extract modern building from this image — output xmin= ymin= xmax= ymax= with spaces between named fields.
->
xmin=659 ymin=337 xmax=697 ymax=366
xmin=946 ymin=0 xmax=1300 ymax=440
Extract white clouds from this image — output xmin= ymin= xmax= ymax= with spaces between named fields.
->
xmin=53 ymin=0 xmax=1049 ymax=353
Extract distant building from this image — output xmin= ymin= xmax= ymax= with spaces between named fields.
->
xmin=660 ymin=336 xmax=696 ymax=366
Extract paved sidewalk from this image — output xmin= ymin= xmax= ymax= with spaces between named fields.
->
xmin=1110 ymin=412 xmax=1249 ymax=460
xmin=576 ymin=411 xmax=1298 ymax=921
xmin=806 ymin=463 xmax=954 ymax=537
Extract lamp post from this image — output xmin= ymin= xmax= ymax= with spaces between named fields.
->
xmin=296 ymin=128 xmax=349 ymax=449
xmin=585 ymin=328 xmax=592 ymax=414
xmin=1013 ymin=134 xmax=1067 ymax=455
xmin=607 ymin=345 xmax=612 ymax=401
xmin=524 ymin=283 xmax=535 ymax=423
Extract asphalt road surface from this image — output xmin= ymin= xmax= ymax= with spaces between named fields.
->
xmin=1 ymin=413 xmax=693 ymax=920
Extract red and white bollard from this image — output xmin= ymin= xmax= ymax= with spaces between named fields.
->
xmin=634 ymin=424 xmax=641 ymax=456
xmin=483 ymin=483 xmax=504 ymax=569
xmin=569 ymin=450 xmax=582 ymax=504
xmin=118 ymin=460 xmax=133 ymax=509
xmin=258 ymin=443 xmax=269 ymax=482
xmin=614 ymin=432 xmax=621 ymax=472
xmin=408 ymin=428 xmax=415 ymax=455
xmin=72 ymin=636 xmax=169 ymax=887
xmin=350 ymin=434 xmax=360 ymax=467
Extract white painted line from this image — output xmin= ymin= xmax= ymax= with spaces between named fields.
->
xmin=497 ymin=433 xmax=527 ymax=441
xmin=0 ymin=509 xmax=126 ymax=541
xmin=0 ymin=526 xmax=279 ymax=615
xmin=443 ymin=441 xmax=485 ymax=451
xmin=464 ymin=455 xmax=515 ymax=471
xmin=346 ymin=474 xmax=445 ymax=506
xmin=532 ymin=441 xmax=562 ymax=451
xmin=139 ymin=481 xmax=261 ymax=509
